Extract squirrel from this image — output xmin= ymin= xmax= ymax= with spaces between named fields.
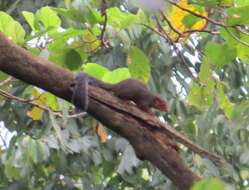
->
xmin=71 ymin=73 xmax=224 ymax=162
xmin=71 ymin=72 xmax=168 ymax=113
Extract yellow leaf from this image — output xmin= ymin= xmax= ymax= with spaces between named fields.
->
xmin=27 ymin=107 xmax=44 ymax=120
xmin=168 ymin=0 xmax=208 ymax=41
xmin=32 ymin=88 xmax=47 ymax=104
xmin=27 ymin=88 xmax=47 ymax=121
xmin=71 ymin=30 xmax=100 ymax=52
xmin=96 ymin=123 xmax=108 ymax=143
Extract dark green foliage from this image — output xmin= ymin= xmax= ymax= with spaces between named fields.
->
xmin=0 ymin=0 xmax=249 ymax=190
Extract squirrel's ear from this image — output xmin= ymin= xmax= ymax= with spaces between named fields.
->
xmin=153 ymin=95 xmax=168 ymax=112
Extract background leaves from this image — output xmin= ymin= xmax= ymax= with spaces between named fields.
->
xmin=0 ymin=0 xmax=249 ymax=189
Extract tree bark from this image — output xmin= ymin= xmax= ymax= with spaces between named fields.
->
xmin=0 ymin=32 xmax=200 ymax=189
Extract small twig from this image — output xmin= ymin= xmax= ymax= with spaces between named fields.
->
xmin=67 ymin=111 xmax=87 ymax=118
xmin=0 ymin=88 xmax=86 ymax=119
xmin=182 ymin=28 xmax=219 ymax=35
xmin=0 ymin=88 xmax=59 ymax=113
xmin=140 ymin=23 xmax=165 ymax=38
xmin=160 ymin=10 xmax=183 ymax=36
xmin=0 ymin=77 xmax=14 ymax=86
xmin=234 ymin=26 xmax=249 ymax=36
xmin=140 ymin=23 xmax=218 ymax=37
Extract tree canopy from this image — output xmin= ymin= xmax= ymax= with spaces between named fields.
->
xmin=0 ymin=0 xmax=249 ymax=190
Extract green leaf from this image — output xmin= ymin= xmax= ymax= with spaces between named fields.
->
xmin=0 ymin=71 xmax=8 ymax=80
xmin=191 ymin=178 xmax=225 ymax=190
xmin=67 ymin=139 xmax=82 ymax=153
xmin=53 ymin=7 xmax=84 ymax=21
xmin=92 ymin=150 xmax=102 ymax=166
xmin=4 ymin=159 xmax=21 ymax=180
xmin=240 ymin=150 xmax=249 ymax=164
xmin=65 ymin=49 xmax=82 ymax=70
xmin=0 ymin=11 xmax=13 ymax=32
xmin=127 ymin=46 xmax=151 ymax=82
xmin=219 ymin=0 xmax=234 ymax=7
xmin=220 ymin=28 xmax=238 ymax=47
xmin=45 ymin=134 xmax=60 ymax=149
xmin=22 ymin=136 xmax=49 ymax=165
xmin=227 ymin=6 xmax=249 ymax=25
xmin=0 ymin=11 xmax=25 ymax=44
xmin=192 ymin=61 xmax=225 ymax=112
xmin=118 ymin=145 xmax=139 ymax=175
xmin=103 ymin=161 xmax=115 ymax=176
xmin=84 ymin=8 xmax=102 ymax=25
xmin=91 ymin=166 xmax=103 ymax=186
xmin=49 ymin=27 xmax=84 ymax=42
xmin=198 ymin=59 xmax=212 ymax=82
xmin=188 ymin=0 xmax=219 ymax=7
xmin=36 ymin=6 xmax=61 ymax=30
xmin=25 ymin=137 xmax=39 ymax=164
xmin=83 ymin=63 xmax=109 ymax=79
xmin=53 ymin=7 xmax=102 ymax=25
xmin=22 ymin=11 xmax=36 ymax=31
xmin=205 ymin=42 xmax=236 ymax=69
xmin=217 ymin=82 xmax=234 ymax=119
xmin=45 ymin=92 xmax=59 ymax=110
xmin=48 ymin=29 xmax=85 ymax=67
xmin=188 ymin=81 xmax=215 ymax=110
xmin=235 ymin=0 xmax=249 ymax=7
xmin=49 ymin=48 xmax=68 ymax=66
xmin=77 ymin=136 xmax=98 ymax=154
xmin=8 ymin=22 xmax=26 ymax=45
xmin=240 ymin=170 xmax=249 ymax=180
xmin=182 ymin=14 xmax=203 ymax=28
xmin=102 ymin=68 xmax=131 ymax=84
xmin=27 ymin=106 xmax=44 ymax=121
xmin=36 ymin=141 xmax=50 ymax=162
xmin=107 ymin=7 xmax=138 ymax=29
xmin=220 ymin=28 xmax=249 ymax=64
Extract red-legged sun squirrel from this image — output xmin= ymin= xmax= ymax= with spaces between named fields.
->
xmin=71 ymin=73 xmax=225 ymax=162
xmin=71 ymin=72 xmax=168 ymax=113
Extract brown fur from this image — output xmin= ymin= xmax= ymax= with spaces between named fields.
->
xmin=91 ymin=77 xmax=169 ymax=113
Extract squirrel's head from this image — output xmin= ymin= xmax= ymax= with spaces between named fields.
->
xmin=153 ymin=95 xmax=168 ymax=112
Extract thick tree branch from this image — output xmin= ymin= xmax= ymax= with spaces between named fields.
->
xmin=0 ymin=32 xmax=203 ymax=189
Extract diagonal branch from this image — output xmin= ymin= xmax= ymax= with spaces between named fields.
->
xmin=0 ymin=32 xmax=219 ymax=189
xmin=0 ymin=88 xmax=86 ymax=119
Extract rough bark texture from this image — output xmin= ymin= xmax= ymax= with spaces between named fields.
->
xmin=0 ymin=32 xmax=201 ymax=189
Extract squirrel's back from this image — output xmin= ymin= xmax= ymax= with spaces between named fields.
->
xmin=88 ymin=76 xmax=168 ymax=112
